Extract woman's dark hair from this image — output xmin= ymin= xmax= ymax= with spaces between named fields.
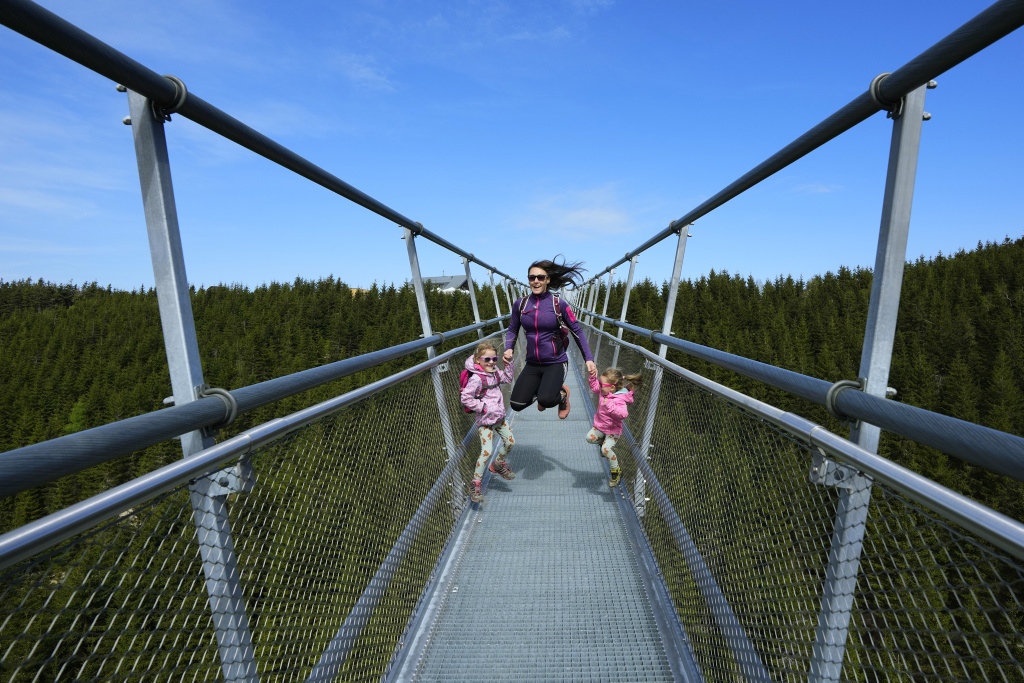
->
xmin=529 ymin=255 xmax=587 ymax=291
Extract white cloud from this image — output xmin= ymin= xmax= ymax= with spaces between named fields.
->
xmin=792 ymin=182 xmax=842 ymax=194
xmin=0 ymin=235 xmax=98 ymax=255
xmin=569 ymin=0 xmax=615 ymax=16
xmin=334 ymin=53 xmax=395 ymax=92
xmin=515 ymin=184 xmax=638 ymax=239
xmin=0 ymin=187 xmax=102 ymax=218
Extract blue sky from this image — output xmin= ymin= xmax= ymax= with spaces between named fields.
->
xmin=1 ymin=0 xmax=1021 ymax=292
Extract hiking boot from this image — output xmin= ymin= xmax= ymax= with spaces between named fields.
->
xmin=489 ymin=459 xmax=515 ymax=480
xmin=558 ymin=385 xmax=570 ymax=419
xmin=470 ymin=479 xmax=484 ymax=503
xmin=609 ymin=468 xmax=622 ymax=488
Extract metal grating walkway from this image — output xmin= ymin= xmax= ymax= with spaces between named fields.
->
xmin=394 ymin=367 xmax=678 ymax=681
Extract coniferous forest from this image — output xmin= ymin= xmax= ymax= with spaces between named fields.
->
xmin=1 ymin=235 xmax=1022 ymax=536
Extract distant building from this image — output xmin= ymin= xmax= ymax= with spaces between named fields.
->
xmin=423 ymin=275 xmax=469 ymax=293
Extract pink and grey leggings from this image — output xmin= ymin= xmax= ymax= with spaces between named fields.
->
xmin=475 ymin=419 xmax=515 ymax=480
xmin=586 ymin=428 xmax=620 ymax=469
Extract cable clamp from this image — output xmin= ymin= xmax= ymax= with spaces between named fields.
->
xmin=196 ymin=384 xmax=238 ymax=437
xmin=151 ymin=75 xmax=187 ymax=122
xmin=869 ymin=72 xmax=903 ymax=120
xmin=824 ymin=377 xmax=864 ymax=424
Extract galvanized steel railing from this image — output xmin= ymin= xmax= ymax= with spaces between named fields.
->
xmin=570 ymin=324 xmax=1024 ymax=682
xmin=0 ymin=335 xmax=522 ymax=682
xmin=569 ymin=2 xmax=1024 ymax=679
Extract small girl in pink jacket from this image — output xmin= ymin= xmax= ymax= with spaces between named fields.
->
xmin=587 ymin=368 xmax=643 ymax=488
xmin=461 ymin=341 xmax=516 ymax=503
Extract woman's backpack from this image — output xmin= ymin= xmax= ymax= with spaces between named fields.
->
xmin=458 ymin=369 xmax=487 ymax=413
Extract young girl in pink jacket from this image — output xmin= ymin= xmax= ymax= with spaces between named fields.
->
xmin=461 ymin=341 xmax=516 ymax=503
xmin=587 ymin=368 xmax=643 ymax=488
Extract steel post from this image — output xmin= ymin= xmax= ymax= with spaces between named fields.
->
xmin=502 ymin=277 xmax=515 ymax=317
xmin=592 ymin=270 xmax=615 ymax=364
xmin=488 ymin=271 xmax=505 ymax=336
xmin=809 ymin=84 xmax=929 ymax=683
xmin=611 ymin=257 xmax=638 ymax=369
xmin=587 ymin=282 xmax=599 ymax=326
xmin=637 ymin=226 xmax=690 ymax=517
xmin=126 ymin=90 xmax=258 ymax=683
xmin=405 ymin=228 xmax=464 ymax=502
xmin=463 ymin=258 xmax=483 ymax=340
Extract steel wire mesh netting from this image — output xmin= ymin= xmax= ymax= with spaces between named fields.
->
xmin=575 ymin=330 xmax=1024 ymax=682
xmin=0 ymin=365 xmax=482 ymax=682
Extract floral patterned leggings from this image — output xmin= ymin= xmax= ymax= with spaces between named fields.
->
xmin=475 ymin=419 xmax=515 ymax=480
xmin=586 ymin=428 xmax=620 ymax=470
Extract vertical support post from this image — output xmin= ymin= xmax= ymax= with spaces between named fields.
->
xmin=501 ymin=277 xmax=515 ymax=317
xmin=808 ymin=84 xmax=929 ymax=683
xmin=126 ymin=90 xmax=258 ymax=683
xmin=586 ymin=282 xmax=599 ymax=326
xmin=637 ymin=225 xmax=690 ymax=517
xmin=488 ymin=271 xmax=505 ymax=335
xmin=611 ymin=256 xmax=638 ymax=369
xmin=405 ymin=228 xmax=464 ymax=505
xmin=592 ymin=269 xmax=615 ymax=365
xmin=463 ymin=258 xmax=483 ymax=340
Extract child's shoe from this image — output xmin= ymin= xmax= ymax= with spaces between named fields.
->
xmin=558 ymin=385 xmax=571 ymax=419
xmin=609 ymin=468 xmax=622 ymax=488
xmin=489 ymin=459 xmax=515 ymax=480
xmin=470 ymin=479 xmax=484 ymax=503
xmin=535 ymin=395 xmax=546 ymax=411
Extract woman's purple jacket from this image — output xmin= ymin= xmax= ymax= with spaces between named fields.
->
xmin=505 ymin=291 xmax=594 ymax=365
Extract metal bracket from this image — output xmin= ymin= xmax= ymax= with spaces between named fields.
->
xmin=437 ymin=362 xmax=450 ymax=373
xmin=825 ymin=377 xmax=864 ymax=427
xmin=809 ymin=450 xmax=868 ymax=491
xmin=869 ymin=72 xmax=904 ymax=120
xmin=195 ymin=384 xmax=239 ymax=439
xmin=193 ymin=457 xmax=256 ymax=497
xmin=644 ymin=359 xmax=660 ymax=371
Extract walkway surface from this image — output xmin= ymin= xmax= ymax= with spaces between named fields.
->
xmin=395 ymin=366 xmax=677 ymax=681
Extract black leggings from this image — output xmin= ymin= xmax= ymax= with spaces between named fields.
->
xmin=510 ymin=362 xmax=567 ymax=411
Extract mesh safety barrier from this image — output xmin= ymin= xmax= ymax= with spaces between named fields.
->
xmin=0 ymin=354 xmax=502 ymax=682
xmin=575 ymin=327 xmax=1024 ymax=682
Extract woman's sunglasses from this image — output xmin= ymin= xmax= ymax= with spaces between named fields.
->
xmin=479 ymin=356 xmax=498 ymax=363
xmin=527 ymin=274 xmax=547 ymax=282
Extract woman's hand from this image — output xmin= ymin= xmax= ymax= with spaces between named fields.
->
xmin=503 ymin=349 xmax=514 ymax=363
xmin=586 ymin=361 xmax=597 ymax=377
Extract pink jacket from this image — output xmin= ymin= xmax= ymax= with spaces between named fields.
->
xmin=461 ymin=355 xmax=514 ymax=426
xmin=589 ymin=374 xmax=634 ymax=435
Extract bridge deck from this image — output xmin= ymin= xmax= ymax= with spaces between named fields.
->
xmin=394 ymin=366 xmax=678 ymax=681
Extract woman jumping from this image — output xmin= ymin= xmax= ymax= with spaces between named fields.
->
xmin=503 ymin=256 xmax=598 ymax=418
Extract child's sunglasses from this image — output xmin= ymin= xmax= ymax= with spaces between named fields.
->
xmin=527 ymin=274 xmax=547 ymax=281
xmin=479 ymin=356 xmax=498 ymax=363
xmin=600 ymin=382 xmax=617 ymax=387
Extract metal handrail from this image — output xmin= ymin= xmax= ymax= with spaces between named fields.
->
xmin=580 ymin=322 xmax=1024 ymax=562
xmin=0 ymin=315 xmax=508 ymax=499
xmin=581 ymin=309 xmax=1024 ymax=483
xmin=0 ymin=0 xmax=522 ymax=287
xmin=0 ymin=330 xmax=498 ymax=572
xmin=585 ymin=0 xmax=1024 ymax=281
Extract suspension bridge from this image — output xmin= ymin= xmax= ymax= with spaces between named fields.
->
xmin=2 ymin=0 xmax=1024 ymax=680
